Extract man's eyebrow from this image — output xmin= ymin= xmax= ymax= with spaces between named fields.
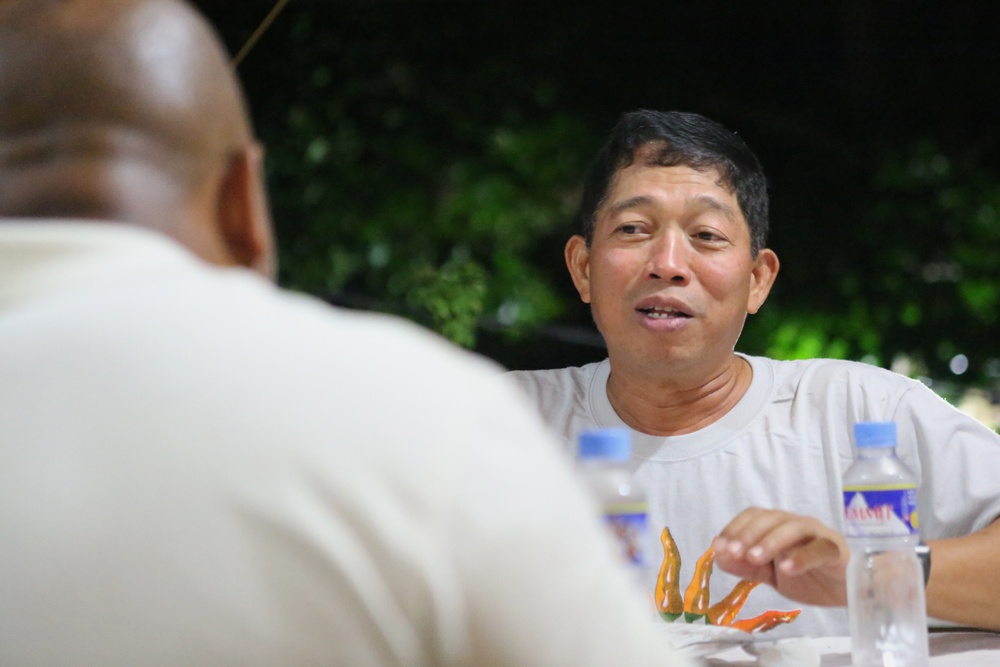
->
xmin=608 ymin=195 xmax=654 ymax=214
xmin=607 ymin=193 xmax=740 ymax=223
xmin=689 ymin=194 xmax=739 ymax=222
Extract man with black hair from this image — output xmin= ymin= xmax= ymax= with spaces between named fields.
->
xmin=510 ymin=109 xmax=1000 ymax=636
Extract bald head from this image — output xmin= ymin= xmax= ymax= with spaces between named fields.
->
xmin=0 ymin=0 xmax=274 ymax=275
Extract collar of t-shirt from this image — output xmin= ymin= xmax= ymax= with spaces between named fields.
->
xmin=0 ymin=219 xmax=204 ymax=310
xmin=588 ymin=354 xmax=775 ymax=462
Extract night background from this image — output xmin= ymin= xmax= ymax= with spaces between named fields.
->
xmin=194 ymin=0 xmax=1000 ymax=423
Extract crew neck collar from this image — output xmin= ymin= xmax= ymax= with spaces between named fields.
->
xmin=0 ymin=220 xmax=201 ymax=310
xmin=588 ymin=354 xmax=775 ymax=461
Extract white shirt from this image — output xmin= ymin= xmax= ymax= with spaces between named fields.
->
xmin=0 ymin=221 xmax=694 ymax=667
xmin=508 ymin=355 xmax=1000 ymax=638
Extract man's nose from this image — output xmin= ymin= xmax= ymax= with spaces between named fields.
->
xmin=646 ymin=232 xmax=691 ymax=283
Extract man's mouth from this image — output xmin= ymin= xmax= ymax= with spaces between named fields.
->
xmin=637 ymin=306 xmax=692 ymax=319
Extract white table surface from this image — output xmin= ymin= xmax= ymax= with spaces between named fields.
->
xmin=701 ymin=631 xmax=1000 ymax=666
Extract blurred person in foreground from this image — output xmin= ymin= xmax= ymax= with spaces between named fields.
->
xmin=0 ymin=3 xmax=696 ymax=665
xmin=508 ymin=109 xmax=1000 ymax=637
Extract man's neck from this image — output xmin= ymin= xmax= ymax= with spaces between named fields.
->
xmin=605 ymin=354 xmax=753 ymax=436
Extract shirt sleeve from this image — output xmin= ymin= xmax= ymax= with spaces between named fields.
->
xmin=893 ymin=382 xmax=1000 ymax=538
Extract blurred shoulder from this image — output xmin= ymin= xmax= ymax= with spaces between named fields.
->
xmin=251 ymin=281 xmax=507 ymax=389
xmin=505 ymin=361 xmax=607 ymax=402
xmin=142 ymin=267 xmax=515 ymax=419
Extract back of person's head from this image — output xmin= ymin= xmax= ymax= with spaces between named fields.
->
xmin=575 ymin=109 xmax=770 ymax=256
xmin=0 ymin=0 xmax=274 ymax=275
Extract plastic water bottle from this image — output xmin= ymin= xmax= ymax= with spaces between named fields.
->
xmin=843 ymin=421 xmax=929 ymax=667
xmin=577 ymin=428 xmax=649 ymax=584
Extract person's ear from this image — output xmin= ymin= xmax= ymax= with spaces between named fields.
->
xmin=747 ymin=248 xmax=779 ymax=314
xmin=217 ymin=142 xmax=276 ymax=279
xmin=565 ymin=234 xmax=592 ymax=304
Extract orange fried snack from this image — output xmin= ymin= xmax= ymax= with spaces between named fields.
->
xmin=706 ymin=580 xmax=759 ymax=626
xmin=654 ymin=527 xmax=684 ymax=621
xmin=730 ymin=608 xmax=802 ymax=633
xmin=682 ymin=546 xmax=715 ymax=622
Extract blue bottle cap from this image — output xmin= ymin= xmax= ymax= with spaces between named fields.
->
xmin=578 ymin=427 xmax=631 ymax=461
xmin=853 ymin=421 xmax=897 ymax=448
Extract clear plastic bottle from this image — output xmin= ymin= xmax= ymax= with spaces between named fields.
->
xmin=843 ymin=421 xmax=929 ymax=667
xmin=577 ymin=428 xmax=649 ymax=584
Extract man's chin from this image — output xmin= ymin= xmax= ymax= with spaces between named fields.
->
xmin=608 ymin=347 xmax=701 ymax=376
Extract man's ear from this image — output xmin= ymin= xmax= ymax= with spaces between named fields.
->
xmin=747 ymin=248 xmax=779 ymax=314
xmin=565 ymin=234 xmax=592 ymax=304
xmin=217 ymin=142 xmax=276 ymax=279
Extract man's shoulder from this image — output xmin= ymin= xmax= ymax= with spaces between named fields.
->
xmin=68 ymin=255 xmax=517 ymax=431
xmin=500 ymin=362 xmax=608 ymax=448
xmin=239 ymin=284 xmax=509 ymax=395
xmin=746 ymin=355 xmax=928 ymax=411
xmin=505 ymin=360 xmax=607 ymax=398
xmin=751 ymin=354 xmax=918 ymax=386
xmin=171 ymin=266 xmax=503 ymax=379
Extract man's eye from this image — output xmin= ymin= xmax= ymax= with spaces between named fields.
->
xmin=618 ymin=223 xmax=642 ymax=234
xmin=695 ymin=230 xmax=723 ymax=242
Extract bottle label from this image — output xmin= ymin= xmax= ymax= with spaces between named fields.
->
xmin=843 ymin=485 xmax=918 ymax=537
xmin=604 ymin=503 xmax=648 ymax=567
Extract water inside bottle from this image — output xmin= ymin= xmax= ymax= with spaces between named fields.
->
xmin=847 ymin=548 xmax=929 ymax=667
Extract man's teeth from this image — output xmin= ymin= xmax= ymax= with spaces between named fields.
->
xmin=643 ymin=307 xmax=686 ymax=318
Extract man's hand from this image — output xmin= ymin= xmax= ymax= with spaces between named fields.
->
xmin=712 ymin=507 xmax=849 ymax=607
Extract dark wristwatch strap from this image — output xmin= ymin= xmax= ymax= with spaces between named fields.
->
xmin=915 ymin=543 xmax=931 ymax=587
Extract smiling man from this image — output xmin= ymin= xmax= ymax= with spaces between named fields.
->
xmin=508 ymin=110 xmax=1000 ymax=637
xmin=564 ymin=143 xmax=777 ymax=435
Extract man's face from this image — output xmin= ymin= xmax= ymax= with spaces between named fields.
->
xmin=565 ymin=161 xmax=778 ymax=381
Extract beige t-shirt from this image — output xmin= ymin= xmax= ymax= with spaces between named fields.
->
xmin=0 ymin=221 xmax=695 ymax=667
xmin=508 ymin=354 xmax=1000 ymax=638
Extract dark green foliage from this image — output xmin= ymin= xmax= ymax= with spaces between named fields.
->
xmin=225 ymin=3 xmax=595 ymax=346
xmin=199 ymin=1 xmax=1000 ymax=402
xmin=740 ymin=142 xmax=1000 ymax=393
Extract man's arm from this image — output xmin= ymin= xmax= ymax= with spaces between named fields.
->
xmin=712 ymin=508 xmax=1000 ymax=631
xmin=925 ymin=518 xmax=1000 ymax=629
